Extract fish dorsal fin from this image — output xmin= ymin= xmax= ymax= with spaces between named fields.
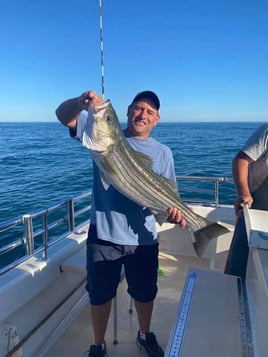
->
xmin=134 ymin=151 xmax=154 ymax=169
xmin=159 ymin=175 xmax=180 ymax=197
xmin=134 ymin=150 xmax=179 ymax=197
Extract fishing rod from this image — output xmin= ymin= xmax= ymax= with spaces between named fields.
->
xmin=99 ymin=0 xmax=105 ymax=99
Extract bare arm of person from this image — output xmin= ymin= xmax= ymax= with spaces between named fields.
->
xmin=232 ymin=151 xmax=254 ymax=215
xmin=55 ymin=90 xmax=103 ymax=128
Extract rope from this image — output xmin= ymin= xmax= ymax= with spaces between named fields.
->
xmin=99 ymin=0 xmax=105 ymax=99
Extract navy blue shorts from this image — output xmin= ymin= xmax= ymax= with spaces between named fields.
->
xmin=86 ymin=225 xmax=159 ymax=305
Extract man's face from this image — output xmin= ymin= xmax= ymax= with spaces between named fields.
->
xmin=126 ymin=99 xmax=160 ymax=139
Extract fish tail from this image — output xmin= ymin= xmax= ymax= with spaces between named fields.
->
xmin=193 ymin=222 xmax=230 ymax=257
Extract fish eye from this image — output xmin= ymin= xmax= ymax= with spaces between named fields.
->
xmin=106 ymin=115 xmax=112 ymax=122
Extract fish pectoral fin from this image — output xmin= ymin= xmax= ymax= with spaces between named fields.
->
xmin=100 ymin=173 xmax=111 ymax=190
xmin=192 ymin=222 xmax=230 ymax=257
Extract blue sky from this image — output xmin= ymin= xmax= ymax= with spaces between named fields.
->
xmin=1 ymin=0 xmax=268 ymax=122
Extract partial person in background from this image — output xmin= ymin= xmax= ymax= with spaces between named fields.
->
xmin=56 ymin=89 xmax=187 ymax=357
xmin=224 ymin=124 xmax=268 ymax=279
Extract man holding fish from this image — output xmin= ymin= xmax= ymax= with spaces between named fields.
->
xmin=56 ymin=89 xmax=186 ymax=357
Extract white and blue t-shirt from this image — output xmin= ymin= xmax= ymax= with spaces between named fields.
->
xmin=73 ymin=112 xmax=176 ymax=245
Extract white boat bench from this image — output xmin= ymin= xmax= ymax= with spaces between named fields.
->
xmin=60 ymin=246 xmax=87 ymax=276
xmin=166 ymin=207 xmax=268 ymax=357
xmin=165 ymin=269 xmax=247 ymax=356
xmin=166 ymin=249 xmax=268 ymax=356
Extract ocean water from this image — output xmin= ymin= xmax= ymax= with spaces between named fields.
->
xmin=0 ymin=121 xmax=264 ymax=223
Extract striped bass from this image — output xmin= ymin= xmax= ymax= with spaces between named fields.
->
xmin=82 ymin=100 xmax=229 ymax=257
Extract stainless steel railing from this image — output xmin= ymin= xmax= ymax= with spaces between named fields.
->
xmin=0 ymin=176 xmax=234 ymax=275
xmin=176 ymin=175 xmax=234 ymax=206
xmin=0 ymin=191 xmax=92 ymax=275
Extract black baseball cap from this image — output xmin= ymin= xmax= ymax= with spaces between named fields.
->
xmin=131 ymin=90 xmax=160 ymax=110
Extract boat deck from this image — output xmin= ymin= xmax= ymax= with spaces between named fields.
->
xmin=2 ymin=182 xmax=268 ymax=356
xmin=45 ymin=252 xmax=210 ymax=356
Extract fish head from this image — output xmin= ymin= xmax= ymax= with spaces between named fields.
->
xmin=84 ymin=100 xmax=121 ymax=154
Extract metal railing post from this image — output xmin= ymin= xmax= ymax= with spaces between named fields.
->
xmin=23 ymin=214 xmax=34 ymax=255
xmin=42 ymin=211 xmax=48 ymax=260
xmin=215 ymin=180 xmax=219 ymax=207
xmin=68 ymin=199 xmax=75 ymax=232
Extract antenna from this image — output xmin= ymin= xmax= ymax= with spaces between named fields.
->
xmin=99 ymin=0 xmax=105 ymax=99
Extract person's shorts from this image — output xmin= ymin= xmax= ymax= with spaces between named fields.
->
xmin=86 ymin=224 xmax=159 ymax=305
